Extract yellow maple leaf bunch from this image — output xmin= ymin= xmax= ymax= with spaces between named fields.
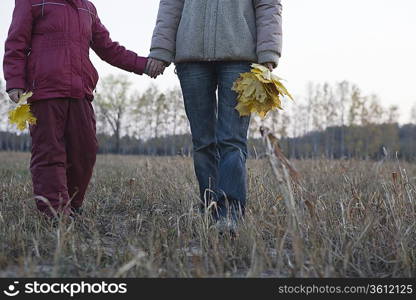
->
xmin=8 ymin=91 xmax=37 ymax=131
xmin=232 ymin=63 xmax=294 ymax=118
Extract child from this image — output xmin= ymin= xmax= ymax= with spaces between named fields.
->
xmin=3 ymin=0 xmax=154 ymax=217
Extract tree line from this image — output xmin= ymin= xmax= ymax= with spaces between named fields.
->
xmin=0 ymin=76 xmax=415 ymax=160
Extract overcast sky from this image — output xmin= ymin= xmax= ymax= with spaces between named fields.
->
xmin=1 ymin=0 xmax=415 ymax=122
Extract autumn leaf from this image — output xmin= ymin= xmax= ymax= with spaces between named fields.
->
xmin=232 ymin=64 xmax=293 ymax=118
xmin=8 ymin=92 xmax=37 ymax=131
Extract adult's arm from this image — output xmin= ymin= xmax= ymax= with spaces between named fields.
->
xmin=90 ymin=4 xmax=147 ymax=75
xmin=3 ymin=0 xmax=33 ymax=92
xmin=149 ymin=0 xmax=185 ymax=64
xmin=254 ymin=0 xmax=283 ymax=67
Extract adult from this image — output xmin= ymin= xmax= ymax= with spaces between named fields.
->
xmin=148 ymin=0 xmax=283 ymax=231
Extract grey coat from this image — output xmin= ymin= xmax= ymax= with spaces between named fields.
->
xmin=149 ymin=0 xmax=283 ymax=66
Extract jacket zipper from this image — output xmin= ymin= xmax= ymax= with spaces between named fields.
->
xmin=66 ymin=0 xmax=80 ymax=98
xmin=206 ymin=0 xmax=219 ymax=60
xmin=202 ymin=0 xmax=208 ymax=59
xmin=213 ymin=0 xmax=219 ymax=59
xmin=75 ymin=0 xmax=84 ymax=93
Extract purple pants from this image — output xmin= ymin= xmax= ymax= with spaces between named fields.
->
xmin=29 ymin=98 xmax=98 ymax=216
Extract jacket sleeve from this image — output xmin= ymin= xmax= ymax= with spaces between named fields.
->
xmin=149 ymin=0 xmax=185 ymax=64
xmin=3 ymin=0 xmax=34 ymax=92
xmin=254 ymin=0 xmax=283 ymax=67
xmin=91 ymin=5 xmax=147 ymax=75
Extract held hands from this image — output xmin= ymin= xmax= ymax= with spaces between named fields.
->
xmin=145 ymin=58 xmax=166 ymax=79
xmin=7 ymin=88 xmax=25 ymax=103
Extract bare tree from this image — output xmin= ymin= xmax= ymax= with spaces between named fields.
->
xmin=154 ymin=93 xmax=166 ymax=139
xmin=365 ymin=95 xmax=383 ymax=125
xmin=94 ymin=74 xmax=132 ymax=154
xmin=348 ymin=85 xmax=363 ymax=126
xmin=410 ymin=104 xmax=416 ymax=124
xmin=165 ymin=87 xmax=188 ymax=136
xmin=0 ymin=80 xmax=10 ymax=131
xmin=386 ymin=105 xmax=399 ymax=124
xmin=321 ymin=83 xmax=337 ymax=157
xmin=129 ymin=90 xmax=146 ymax=140
xmin=336 ymin=81 xmax=351 ymax=157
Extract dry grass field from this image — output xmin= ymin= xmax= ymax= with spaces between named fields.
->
xmin=0 ymin=152 xmax=415 ymax=278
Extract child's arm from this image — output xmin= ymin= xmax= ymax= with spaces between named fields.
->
xmin=3 ymin=0 xmax=33 ymax=92
xmin=90 ymin=4 xmax=148 ymax=75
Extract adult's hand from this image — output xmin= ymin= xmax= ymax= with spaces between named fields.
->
xmin=263 ymin=62 xmax=275 ymax=72
xmin=7 ymin=88 xmax=25 ymax=103
xmin=145 ymin=58 xmax=166 ymax=79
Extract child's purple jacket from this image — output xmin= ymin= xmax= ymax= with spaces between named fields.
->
xmin=3 ymin=0 xmax=147 ymax=102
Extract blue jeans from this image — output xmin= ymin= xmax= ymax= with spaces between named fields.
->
xmin=176 ymin=62 xmax=251 ymax=219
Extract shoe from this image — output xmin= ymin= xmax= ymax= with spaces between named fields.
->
xmin=71 ymin=207 xmax=83 ymax=216
xmin=214 ymin=217 xmax=238 ymax=236
xmin=46 ymin=213 xmax=75 ymax=228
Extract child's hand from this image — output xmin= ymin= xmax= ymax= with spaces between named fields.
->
xmin=145 ymin=58 xmax=166 ymax=78
xmin=7 ymin=89 xmax=25 ymax=103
